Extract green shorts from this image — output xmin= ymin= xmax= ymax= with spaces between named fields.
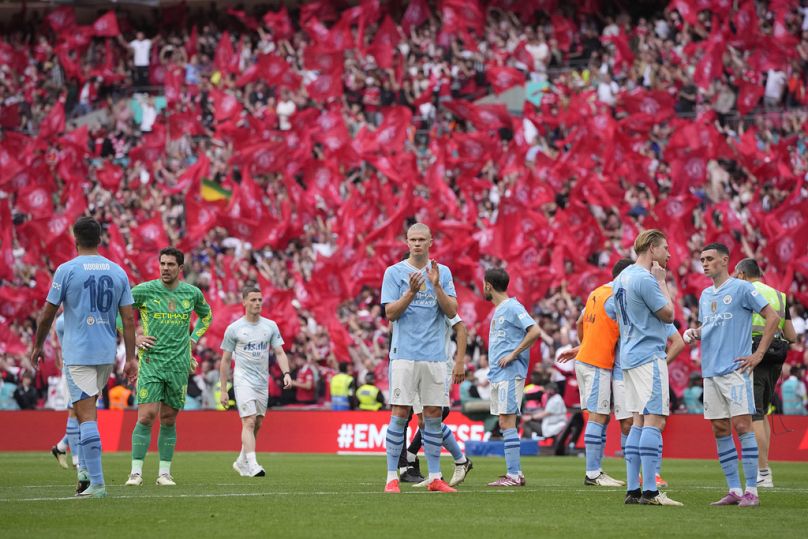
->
xmin=137 ymin=368 xmax=188 ymax=411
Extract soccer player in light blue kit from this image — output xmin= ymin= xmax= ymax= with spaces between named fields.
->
xmin=608 ymin=230 xmax=682 ymax=506
xmin=683 ymin=243 xmax=780 ymax=507
xmin=381 ymin=223 xmax=462 ymax=494
xmin=50 ymin=314 xmax=85 ymax=484
xmin=30 ymin=217 xmax=137 ymax=498
xmin=482 ymin=268 xmax=541 ymax=487
xmin=219 ymin=285 xmax=292 ymax=478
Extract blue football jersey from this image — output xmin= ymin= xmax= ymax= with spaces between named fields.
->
xmin=45 ymin=255 xmax=133 ymax=366
xmin=487 ymin=298 xmax=535 ymax=383
xmin=698 ymin=278 xmax=768 ymax=378
xmin=609 ymin=264 xmax=670 ymax=370
xmin=381 ymin=260 xmax=457 ymax=361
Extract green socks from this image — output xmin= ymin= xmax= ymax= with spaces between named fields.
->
xmin=131 ymin=422 xmax=152 ymax=462
xmin=158 ymin=424 xmax=177 ymax=463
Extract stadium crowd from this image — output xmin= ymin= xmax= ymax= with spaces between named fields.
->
xmin=1 ymin=0 xmax=807 ymax=414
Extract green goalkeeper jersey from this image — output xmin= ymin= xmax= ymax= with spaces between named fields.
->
xmin=132 ymin=279 xmax=212 ymax=373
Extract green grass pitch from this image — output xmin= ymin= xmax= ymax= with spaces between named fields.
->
xmin=1 ymin=452 xmax=806 ymax=538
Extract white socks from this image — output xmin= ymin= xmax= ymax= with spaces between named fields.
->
xmin=131 ymin=459 xmax=144 ymax=475
xmin=159 ymin=460 xmax=171 ymax=475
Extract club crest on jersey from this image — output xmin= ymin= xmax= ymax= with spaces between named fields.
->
xmin=419 ymin=283 xmax=427 ymax=292
xmin=182 ymin=299 xmax=191 ymax=309
xmin=168 ymin=300 xmax=176 ymax=312
xmin=711 ymin=301 xmax=717 ymax=313
xmin=723 ymin=295 xmax=732 ymax=305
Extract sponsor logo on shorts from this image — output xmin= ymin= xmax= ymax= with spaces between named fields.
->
xmin=86 ymin=316 xmax=95 ymax=326
xmin=723 ymin=295 xmax=733 ymax=305
xmin=393 ymin=388 xmax=401 ymax=398
xmin=601 ymin=399 xmax=610 ymax=409
xmin=139 ymin=388 xmax=148 ymax=399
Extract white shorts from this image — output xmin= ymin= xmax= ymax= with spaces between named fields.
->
xmin=65 ymin=364 xmax=114 ymax=404
xmin=234 ymin=385 xmax=268 ymax=418
xmin=390 ymin=360 xmax=446 ymax=409
xmin=703 ymin=371 xmax=755 ymax=420
xmin=624 ymin=358 xmax=670 ymax=417
xmin=612 ymin=379 xmax=631 ymax=420
xmin=490 ymin=378 xmax=525 ymax=416
xmin=575 ymin=361 xmax=612 ymax=415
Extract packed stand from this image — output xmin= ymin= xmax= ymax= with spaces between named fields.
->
xmin=0 ymin=0 xmax=807 ymax=413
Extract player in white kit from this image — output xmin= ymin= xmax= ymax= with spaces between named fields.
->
xmin=220 ymin=286 xmax=292 ymax=477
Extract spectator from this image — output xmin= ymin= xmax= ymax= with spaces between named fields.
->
xmin=781 ymin=365 xmax=807 ymax=415
xmin=521 ymin=382 xmax=567 ymax=439
xmin=13 ymin=372 xmax=38 ymax=410
xmin=118 ymin=31 xmax=157 ymax=88
xmin=682 ymin=372 xmax=704 ymax=414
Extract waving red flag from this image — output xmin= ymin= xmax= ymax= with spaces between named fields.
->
xmin=92 ymin=11 xmax=120 ymax=37
xmin=47 ymin=6 xmax=76 ymax=33
xmin=38 ymin=100 xmax=66 ymax=140
xmin=214 ymin=32 xmax=239 ymax=75
xmin=486 ymin=65 xmax=525 ymax=94
xmin=96 ymin=161 xmax=123 ymax=192
xmin=736 ymin=80 xmax=763 ymax=115
xmin=16 ymin=184 xmax=53 ymax=219
xmin=402 ymin=0 xmax=430 ymax=33
xmin=131 ymin=216 xmax=168 ymax=254
xmin=263 ymin=7 xmax=294 ymax=40
xmin=0 ymin=201 xmax=14 ymax=281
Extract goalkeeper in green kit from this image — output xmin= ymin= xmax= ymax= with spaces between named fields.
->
xmin=125 ymin=247 xmax=212 ymax=486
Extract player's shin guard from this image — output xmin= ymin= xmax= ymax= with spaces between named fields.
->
xmin=625 ymin=426 xmax=642 ymax=492
xmin=441 ymin=424 xmax=464 ymax=462
xmin=79 ymin=421 xmax=104 ymax=486
xmin=739 ymin=432 xmax=759 ymax=492
xmin=503 ymin=428 xmax=521 ymax=477
xmin=423 ymin=417 xmax=443 ymax=479
xmin=716 ymin=435 xmax=742 ymax=493
xmin=639 ymin=426 xmax=662 ymax=493
xmin=584 ymin=421 xmax=605 ymax=476
xmin=386 ymin=415 xmax=408 ymax=473
xmin=158 ymin=424 xmax=177 ymax=474
xmin=66 ymin=417 xmax=81 ymax=466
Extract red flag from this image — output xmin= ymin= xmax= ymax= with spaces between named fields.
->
xmin=736 ymin=80 xmax=763 ymax=115
xmin=38 ymin=100 xmax=66 ymax=140
xmin=263 ymin=7 xmax=294 ymax=40
xmin=96 ymin=161 xmax=123 ymax=191
xmin=227 ymin=8 xmax=259 ymax=31
xmin=0 ymin=145 xmax=24 ymax=187
xmin=131 ymin=216 xmax=168 ymax=254
xmin=0 ymin=200 xmax=14 ymax=281
xmin=16 ymin=184 xmax=53 ymax=219
xmin=402 ymin=0 xmax=430 ymax=34
xmin=693 ymin=40 xmax=726 ymax=89
xmin=440 ymin=0 xmax=484 ymax=35
xmin=211 ymin=89 xmax=243 ymax=123
xmin=669 ymin=0 xmax=700 ymax=25
xmin=214 ymin=32 xmax=239 ymax=75
xmin=101 ymin=222 xmax=128 ymax=269
xmin=368 ymin=15 xmax=401 ymax=69
xmin=486 ymin=65 xmax=525 ymax=94
xmin=46 ymin=6 xmax=76 ymax=33
xmin=92 ymin=11 xmax=120 ymax=37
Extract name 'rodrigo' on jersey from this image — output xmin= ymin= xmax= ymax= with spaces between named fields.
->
xmin=132 ymin=279 xmax=212 ymax=372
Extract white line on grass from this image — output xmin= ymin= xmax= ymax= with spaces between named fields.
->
xmin=1 ymin=489 xmax=525 ymax=502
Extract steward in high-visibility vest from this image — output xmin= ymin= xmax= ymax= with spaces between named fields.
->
xmin=330 ymin=363 xmax=355 ymax=410
xmin=356 ymin=373 xmax=385 ymax=411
